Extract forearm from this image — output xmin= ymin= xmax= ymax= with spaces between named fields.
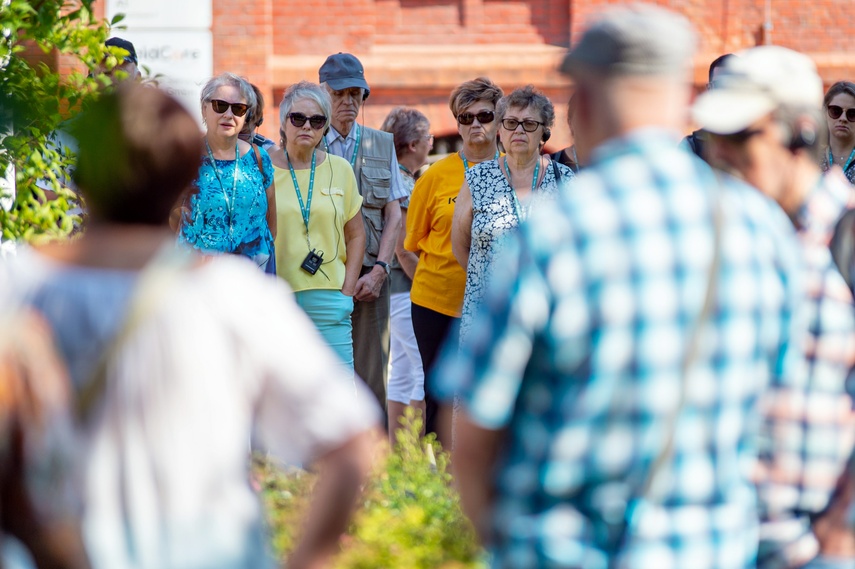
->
xmin=397 ymin=250 xmax=419 ymax=281
xmin=452 ymin=409 xmax=501 ymax=545
xmin=343 ymin=234 xmax=365 ymax=295
xmin=376 ymin=202 xmax=401 ymax=265
xmin=286 ymin=431 xmax=375 ymax=569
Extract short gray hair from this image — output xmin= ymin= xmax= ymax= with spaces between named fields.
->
xmin=380 ymin=107 xmax=430 ymax=159
xmin=495 ymin=85 xmax=556 ymax=129
xmin=280 ymin=81 xmax=333 ymax=129
xmin=199 ymin=72 xmax=256 ymax=115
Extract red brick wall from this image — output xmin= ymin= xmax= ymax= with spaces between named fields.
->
xmin=212 ymin=0 xmax=274 ymax=135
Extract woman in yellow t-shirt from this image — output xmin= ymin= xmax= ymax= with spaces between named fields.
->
xmin=404 ymin=77 xmax=503 ymax=444
xmin=270 ymin=81 xmax=365 ymax=370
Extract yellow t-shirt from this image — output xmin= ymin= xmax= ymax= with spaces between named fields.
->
xmin=274 ymin=154 xmax=363 ymax=292
xmin=405 ymin=152 xmax=474 ymax=317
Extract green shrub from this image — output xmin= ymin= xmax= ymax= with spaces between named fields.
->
xmin=256 ymin=409 xmax=487 ymax=568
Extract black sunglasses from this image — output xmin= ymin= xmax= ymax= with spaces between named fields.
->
xmin=501 ymin=118 xmax=545 ymax=133
xmin=210 ymin=99 xmax=249 ymax=117
xmin=287 ymin=112 xmax=328 ymax=130
xmin=828 ymin=105 xmax=855 ymax=122
xmin=457 ymin=110 xmax=495 ymax=125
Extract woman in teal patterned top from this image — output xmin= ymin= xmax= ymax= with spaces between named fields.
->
xmin=180 ymin=73 xmax=277 ymax=273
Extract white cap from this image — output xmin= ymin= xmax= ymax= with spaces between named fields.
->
xmin=692 ymin=46 xmax=823 ymax=135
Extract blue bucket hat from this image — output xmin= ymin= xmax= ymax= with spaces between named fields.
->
xmin=319 ymin=53 xmax=370 ymax=100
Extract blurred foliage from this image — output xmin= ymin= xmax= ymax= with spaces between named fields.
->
xmin=256 ymin=408 xmax=488 ymax=568
xmin=0 ymin=0 xmax=128 ymax=243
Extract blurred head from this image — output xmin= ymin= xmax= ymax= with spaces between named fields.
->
xmin=824 ymin=81 xmax=855 ymax=146
xmin=279 ymin=81 xmax=332 ymax=152
xmin=380 ymin=107 xmax=432 ymax=170
xmin=71 ymin=85 xmax=202 ymax=226
xmin=496 ymin=85 xmax=555 ymax=159
xmin=693 ymin=46 xmax=824 ymax=208
xmin=239 ymin=83 xmax=266 ymax=142
xmin=450 ymin=77 xmax=504 ymax=148
xmin=319 ymin=53 xmax=369 ymax=132
xmin=560 ymin=4 xmax=696 ymax=164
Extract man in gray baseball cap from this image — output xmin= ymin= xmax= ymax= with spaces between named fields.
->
xmin=695 ymin=46 xmax=855 ymax=569
xmin=440 ymin=5 xmax=810 ymax=569
xmin=318 ymin=53 xmax=406 ymax=411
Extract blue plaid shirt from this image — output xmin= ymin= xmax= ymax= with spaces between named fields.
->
xmin=435 ymin=130 xmax=808 ymax=569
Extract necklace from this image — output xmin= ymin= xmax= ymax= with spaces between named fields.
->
xmin=829 ymin=147 xmax=855 ymax=172
xmin=461 ymin=149 xmax=500 ymax=171
xmin=398 ymin=164 xmax=413 ymax=178
xmin=205 ymin=139 xmax=240 ymax=242
xmin=504 ymin=155 xmax=541 ymax=222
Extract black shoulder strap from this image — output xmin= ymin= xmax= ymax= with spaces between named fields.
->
xmin=551 ymin=157 xmax=562 ymax=183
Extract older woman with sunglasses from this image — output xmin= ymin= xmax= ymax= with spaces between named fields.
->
xmin=180 ymin=72 xmax=277 ymax=273
xmin=452 ymin=85 xmax=574 ymax=342
xmin=269 ymin=81 xmax=365 ymax=371
xmin=404 ymin=77 xmax=503 ymax=444
xmin=821 ymin=81 xmax=855 ymax=184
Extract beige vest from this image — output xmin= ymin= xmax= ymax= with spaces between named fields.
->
xmin=351 ymin=126 xmax=396 ymax=266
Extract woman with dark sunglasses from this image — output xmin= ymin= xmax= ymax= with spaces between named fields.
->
xmin=403 ymin=77 xmax=503 ymax=446
xmin=268 ymin=81 xmax=366 ymax=371
xmin=452 ymin=85 xmax=574 ymax=345
xmin=179 ymin=72 xmax=277 ymax=273
xmin=822 ymin=81 xmax=855 ymax=184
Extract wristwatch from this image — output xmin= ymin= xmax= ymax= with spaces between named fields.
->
xmin=375 ymin=260 xmax=391 ymax=276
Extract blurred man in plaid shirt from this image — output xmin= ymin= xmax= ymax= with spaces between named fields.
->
xmin=696 ymin=46 xmax=855 ymax=569
xmin=431 ymin=5 xmax=855 ymax=569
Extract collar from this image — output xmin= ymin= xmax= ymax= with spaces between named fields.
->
xmin=588 ymin=127 xmax=683 ymax=167
xmin=326 ymin=124 xmax=359 ymax=145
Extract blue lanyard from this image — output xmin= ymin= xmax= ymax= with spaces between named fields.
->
xmin=828 ymin=147 xmax=855 ymax=173
xmin=461 ymin=149 xmax=500 ymax=171
xmin=286 ymin=149 xmax=316 ymax=234
xmin=323 ymin=125 xmax=362 ymax=167
xmin=504 ymin=156 xmax=540 ymax=222
xmin=205 ymin=139 xmax=240 ymax=232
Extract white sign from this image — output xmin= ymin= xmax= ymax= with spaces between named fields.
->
xmin=106 ymin=0 xmax=211 ymax=29
xmin=119 ymin=31 xmax=213 ymax=123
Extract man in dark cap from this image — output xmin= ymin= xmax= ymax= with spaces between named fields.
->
xmin=319 ymin=53 xmax=406 ymax=411
xmin=434 ymin=5 xmax=811 ymax=568
xmin=100 ymin=37 xmax=141 ymax=82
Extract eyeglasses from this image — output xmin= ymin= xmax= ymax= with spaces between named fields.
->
xmin=501 ymin=118 xmax=545 ymax=133
xmin=827 ymin=105 xmax=855 ymax=122
xmin=424 ymin=134 xmax=434 ymax=146
xmin=287 ymin=113 xmax=328 ymax=130
xmin=210 ymin=99 xmax=249 ymax=117
xmin=457 ymin=110 xmax=495 ymax=125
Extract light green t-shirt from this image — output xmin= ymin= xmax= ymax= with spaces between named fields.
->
xmin=274 ymin=154 xmax=363 ymax=292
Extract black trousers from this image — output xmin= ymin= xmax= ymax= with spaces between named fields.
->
xmin=411 ymin=302 xmax=459 ymax=438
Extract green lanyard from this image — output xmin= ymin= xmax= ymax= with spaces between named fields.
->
xmin=286 ymin=149 xmax=316 ymax=235
xmin=324 ymin=125 xmax=362 ymax=167
xmin=461 ymin=149 xmax=499 ymax=171
xmin=504 ymin=156 xmax=540 ymax=222
xmin=205 ymin=139 xmax=240 ymax=237
xmin=828 ymin=147 xmax=855 ymax=173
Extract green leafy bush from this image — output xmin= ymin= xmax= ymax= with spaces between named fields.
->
xmin=257 ymin=409 xmax=487 ymax=568
xmin=0 ymin=0 xmax=124 ymax=243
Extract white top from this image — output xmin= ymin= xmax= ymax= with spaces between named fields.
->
xmin=0 ymin=248 xmax=380 ymax=569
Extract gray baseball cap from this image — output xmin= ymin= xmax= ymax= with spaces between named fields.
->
xmin=319 ymin=53 xmax=370 ymax=99
xmin=560 ymin=4 xmax=695 ymax=77
xmin=692 ymin=46 xmax=823 ymax=135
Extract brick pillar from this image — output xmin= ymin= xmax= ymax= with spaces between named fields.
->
xmin=212 ymin=0 xmax=275 ymax=138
